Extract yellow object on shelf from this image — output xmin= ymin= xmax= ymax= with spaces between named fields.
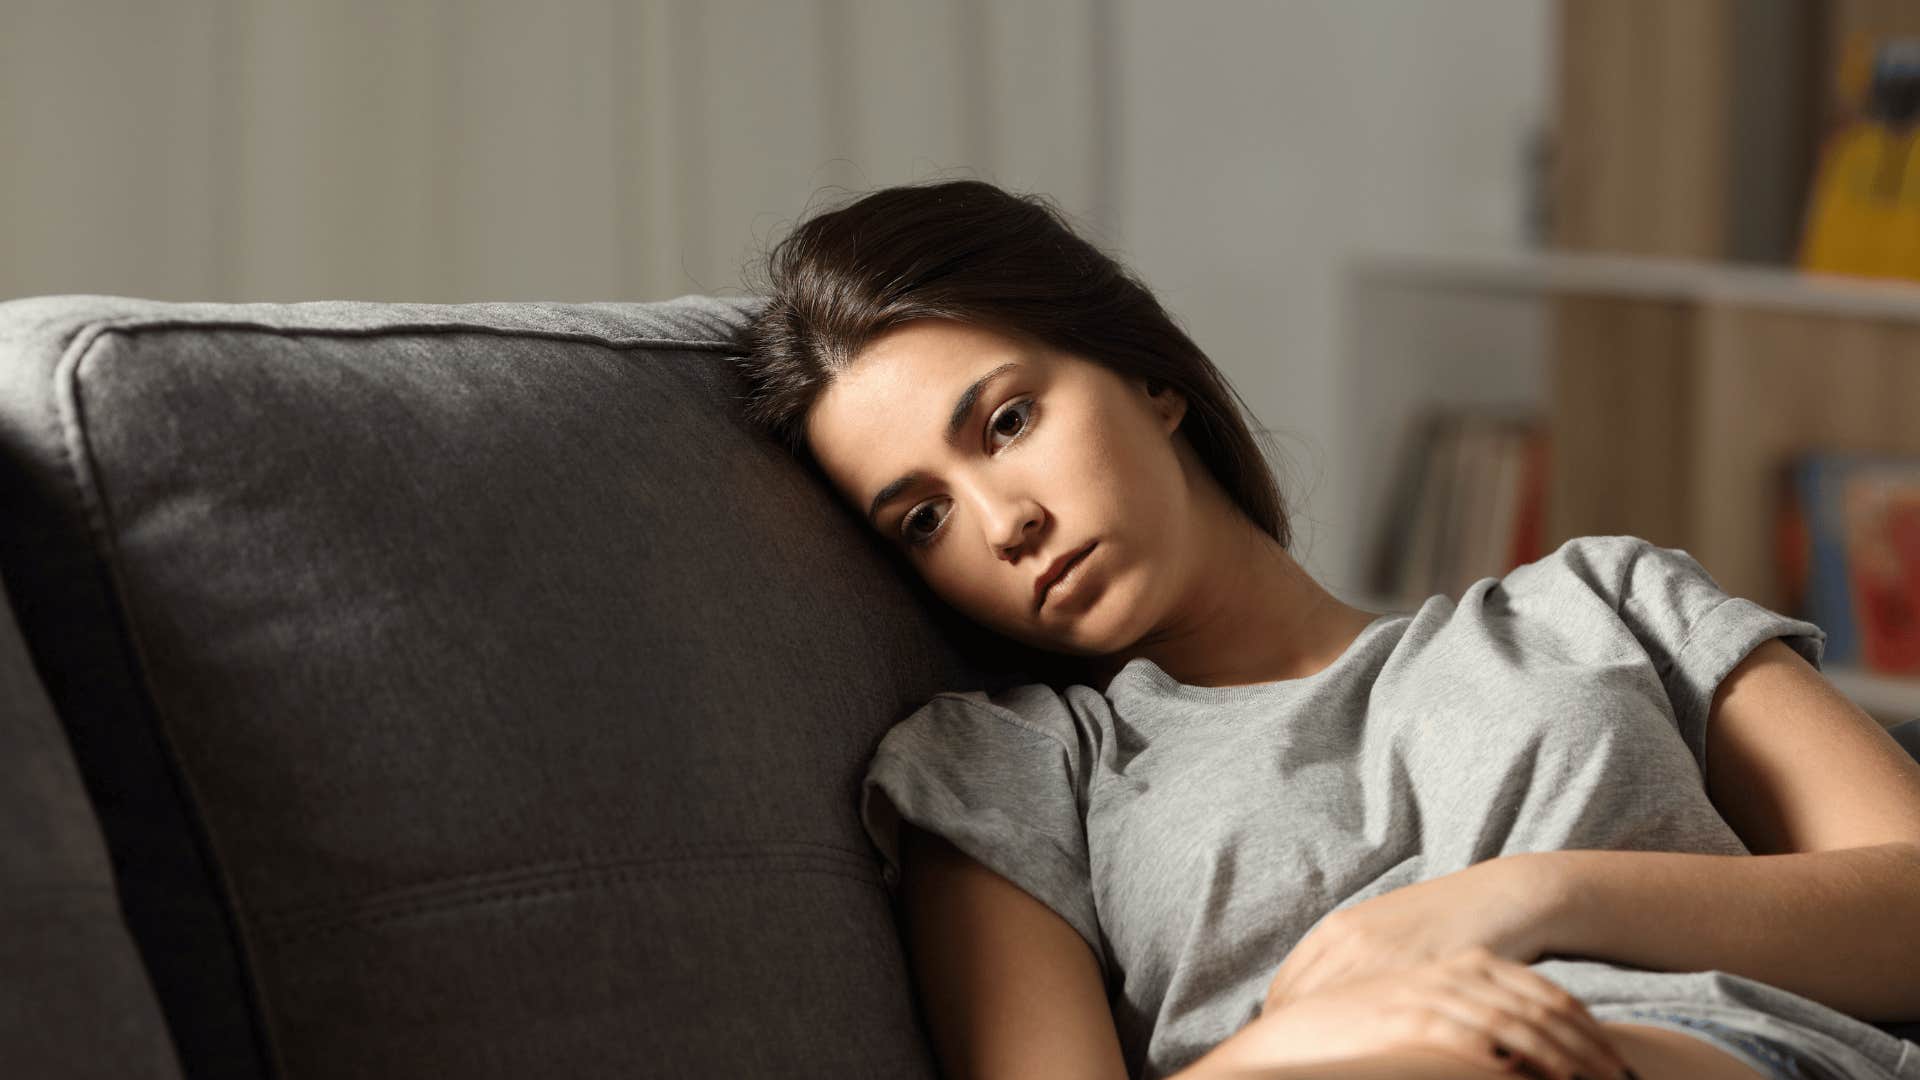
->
xmin=1800 ymin=123 xmax=1902 ymax=275
xmin=1799 ymin=38 xmax=1920 ymax=281
xmin=1892 ymin=133 xmax=1920 ymax=280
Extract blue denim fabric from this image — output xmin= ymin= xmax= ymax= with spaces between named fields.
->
xmin=1614 ymin=1009 xmax=1846 ymax=1080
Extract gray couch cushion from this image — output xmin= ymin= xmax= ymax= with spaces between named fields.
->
xmin=0 ymin=566 xmax=184 ymax=1079
xmin=0 ymin=294 xmax=1044 ymax=1078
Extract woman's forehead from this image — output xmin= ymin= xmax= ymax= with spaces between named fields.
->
xmin=860 ymin=318 xmax=1035 ymax=374
xmin=818 ymin=323 xmax=1031 ymax=426
xmin=806 ymin=322 xmax=1063 ymax=507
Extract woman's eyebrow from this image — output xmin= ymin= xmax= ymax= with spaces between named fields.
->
xmin=866 ymin=361 xmax=1023 ymax=525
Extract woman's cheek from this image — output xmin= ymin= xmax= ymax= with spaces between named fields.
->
xmin=931 ymin=564 xmax=994 ymax=622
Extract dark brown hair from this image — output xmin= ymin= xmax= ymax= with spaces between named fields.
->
xmin=733 ymin=177 xmax=1292 ymax=550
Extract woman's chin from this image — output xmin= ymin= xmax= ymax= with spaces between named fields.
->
xmin=1025 ymin=622 xmax=1124 ymax=661
xmin=988 ymin=623 xmax=1087 ymax=658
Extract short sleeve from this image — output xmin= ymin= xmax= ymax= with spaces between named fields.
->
xmin=858 ymin=687 xmax=1107 ymax=980
xmin=1557 ymin=535 xmax=1828 ymax=776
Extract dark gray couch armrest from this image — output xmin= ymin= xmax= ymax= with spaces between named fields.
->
xmin=0 ymin=568 xmax=183 ymax=1078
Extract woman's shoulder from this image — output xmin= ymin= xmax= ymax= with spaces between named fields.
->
xmin=1499 ymin=533 xmax=1704 ymax=599
xmin=1379 ymin=535 xmax=1687 ymax=670
xmin=890 ymin=679 xmax=1111 ymax=763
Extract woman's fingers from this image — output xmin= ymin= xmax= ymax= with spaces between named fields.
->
xmin=1476 ymin=959 xmax=1617 ymax=1048
xmin=1438 ymin=956 xmax=1630 ymax=1080
xmin=1387 ymin=1000 xmax=1560 ymax=1077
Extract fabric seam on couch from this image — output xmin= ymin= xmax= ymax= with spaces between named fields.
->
xmin=55 ymin=322 xmax=288 ymax=1078
xmin=253 ymin=856 xmax=885 ymax=946
xmin=72 ymin=314 xmax=749 ymax=354
xmin=253 ymin=839 xmax=879 ymax=924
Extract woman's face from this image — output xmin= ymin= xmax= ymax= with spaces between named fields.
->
xmin=804 ymin=317 xmax=1197 ymax=656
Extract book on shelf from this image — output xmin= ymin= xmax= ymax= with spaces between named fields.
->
xmin=1370 ymin=406 xmax=1549 ymax=609
xmin=1776 ymin=451 xmax=1920 ymax=676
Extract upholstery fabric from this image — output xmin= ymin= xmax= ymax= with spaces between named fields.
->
xmin=0 ymin=294 xmax=1044 ymax=1078
xmin=0 ymin=566 xmax=183 ymax=1079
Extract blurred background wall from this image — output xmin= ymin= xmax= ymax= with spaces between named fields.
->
xmin=0 ymin=0 xmax=1551 ymax=598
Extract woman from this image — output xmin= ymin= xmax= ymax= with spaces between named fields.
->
xmin=731 ymin=179 xmax=1920 ymax=1080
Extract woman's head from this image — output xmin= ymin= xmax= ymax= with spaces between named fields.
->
xmin=734 ymin=178 xmax=1293 ymax=662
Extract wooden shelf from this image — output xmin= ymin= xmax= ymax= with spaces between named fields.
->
xmin=1345 ymin=247 xmax=1920 ymax=617
xmin=1352 ymin=248 xmax=1920 ymax=321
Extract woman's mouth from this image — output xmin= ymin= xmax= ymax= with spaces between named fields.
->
xmin=1039 ymin=541 xmax=1098 ymax=613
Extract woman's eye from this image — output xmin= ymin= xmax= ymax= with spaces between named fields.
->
xmin=989 ymin=398 xmax=1033 ymax=446
xmin=901 ymin=502 xmax=945 ymax=545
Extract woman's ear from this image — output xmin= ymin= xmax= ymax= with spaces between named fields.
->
xmin=1143 ymin=377 xmax=1187 ymax=435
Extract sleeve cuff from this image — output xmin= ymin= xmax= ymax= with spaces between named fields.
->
xmin=859 ymin=747 xmax=1109 ymax=983
xmin=1666 ymin=596 xmax=1827 ymax=776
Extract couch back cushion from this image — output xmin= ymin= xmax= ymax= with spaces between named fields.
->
xmin=0 ymin=295 xmax=1033 ymax=1078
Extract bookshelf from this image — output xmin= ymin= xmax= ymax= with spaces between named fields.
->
xmin=1342 ymin=248 xmax=1920 ymax=727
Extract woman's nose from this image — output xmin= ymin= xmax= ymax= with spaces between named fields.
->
xmin=988 ymin=497 xmax=1044 ymax=561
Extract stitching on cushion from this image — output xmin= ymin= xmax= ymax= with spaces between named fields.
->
xmin=86 ymin=314 xmax=747 ymax=354
xmin=254 ymin=857 xmax=882 ymax=946
xmin=52 ymin=323 xmax=289 ymax=1073
xmin=258 ymin=840 xmax=879 ymax=924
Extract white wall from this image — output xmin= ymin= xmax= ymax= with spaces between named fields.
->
xmin=1111 ymin=0 xmax=1551 ymax=597
xmin=0 ymin=0 xmax=1106 ymax=304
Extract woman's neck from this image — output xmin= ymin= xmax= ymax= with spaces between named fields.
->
xmin=1092 ymin=513 xmax=1382 ymax=691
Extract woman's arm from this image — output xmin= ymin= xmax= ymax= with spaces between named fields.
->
xmin=1516 ymin=639 xmax=1920 ymax=1021
xmin=1517 ymin=841 xmax=1920 ymax=1021
xmin=896 ymin=824 xmax=1129 ymax=1080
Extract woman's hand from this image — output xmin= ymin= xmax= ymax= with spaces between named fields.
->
xmin=1264 ymin=854 xmax=1562 ymax=1013
xmin=1238 ymin=946 xmax=1632 ymax=1080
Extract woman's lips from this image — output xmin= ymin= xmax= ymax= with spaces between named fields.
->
xmin=1040 ymin=542 xmax=1097 ymax=612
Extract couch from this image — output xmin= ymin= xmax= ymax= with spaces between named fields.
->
xmin=3 ymin=293 xmax=1917 ymax=1078
xmin=0 ymin=292 xmax=1077 ymax=1078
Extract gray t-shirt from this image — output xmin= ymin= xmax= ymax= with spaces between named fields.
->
xmin=860 ymin=534 xmax=1920 ymax=1080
